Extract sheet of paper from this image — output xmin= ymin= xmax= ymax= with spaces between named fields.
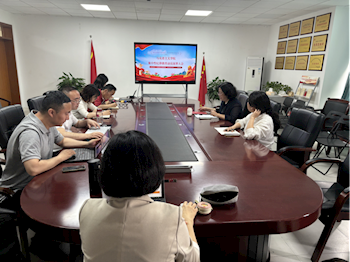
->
xmin=194 ymin=114 xmax=218 ymax=120
xmin=85 ymin=126 xmax=111 ymax=134
xmin=214 ymin=127 xmax=240 ymax=137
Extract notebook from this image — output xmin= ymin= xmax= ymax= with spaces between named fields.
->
xmin=54 ymin=129 xmax=111 ymax=163
xmin=148 ymin=180 xmax=166 ymax=202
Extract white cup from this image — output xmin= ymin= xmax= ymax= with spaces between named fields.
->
xmin=187 ymin=107 xmax=193 ymax=117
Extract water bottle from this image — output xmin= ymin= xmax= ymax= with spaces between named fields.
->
xmin=88 ymin=159 xmax=102 ymax=198
xmin=96 ymin=108 xmax=103 ymax=125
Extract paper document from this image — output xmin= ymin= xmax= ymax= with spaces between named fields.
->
xmin=85 ymin=126 xmax=111 ymax=134
xmin=214 ymin=127 xmax=240 ymax=137
xmin=194 ymin=114 xmax=218 ymax=120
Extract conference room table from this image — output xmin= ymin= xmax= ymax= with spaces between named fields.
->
xmin=20 ymin=98 xmax=323 ymax=262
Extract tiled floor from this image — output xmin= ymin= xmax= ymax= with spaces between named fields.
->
xmin=1 ymin=143 xmax=349 ymax=262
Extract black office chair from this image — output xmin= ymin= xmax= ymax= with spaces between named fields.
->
xmin=300 ymin=154 xmax=349 ymax=262
xmin=281 ymin=96 xmax=293 ymax=116
xmin=0 ymin=105 xmax=25 ymax=157
xmin=27 ymin=95 xmax=45 ymax=112
xmin=237 ymin=93 xmax=250 ymax=118
xmin=270 ymin=100 xmax=281 ymax=114
xmin=0 ymin=98 xmax=11 ymax=109
xmin=276 ymin=108 xmax=325 ymax=169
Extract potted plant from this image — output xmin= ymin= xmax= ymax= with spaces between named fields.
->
xmin=57 ymin=72 xmax=85 ymax=92
xmin=207 ymin=77 xmax=226 ymax=103
xmin=262 ymin=81 xmax=292 ymax=95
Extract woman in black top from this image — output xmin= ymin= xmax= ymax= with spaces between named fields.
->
xmin=199 ymin=82 xmax=242 ymax=123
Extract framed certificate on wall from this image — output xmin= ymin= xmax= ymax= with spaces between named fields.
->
xmin=285 ymin=56 xmax=296 ymax=70
xmin=289 ymin=21 xmax=300 ymax=37
xmin=311 ymin=34 xmax=328 ymax=52
xmin=295 ymin=56 xmax=309 ymax=70
xmin=278 ymin=24 xmax=289 ymax=39
xmin=298 ymin=37 xmax=312 ymax=53
xmin=277 ymin=41 xmax=287 ymax=54
xmin=286 ymin=39 xmax=298 ymax=53
xmin=309 ymin=55 xmax=325 ymax=71
xmin=300 ymin=17 xmax=314 ymax=35
xmin=275 ymin=57 xmax=285 ymax=69
xmin=314 ymin=13 xmax=331 ymax=33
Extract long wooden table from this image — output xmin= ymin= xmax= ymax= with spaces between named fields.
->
xmin=20 ymin=99 xmax=323 ymax=261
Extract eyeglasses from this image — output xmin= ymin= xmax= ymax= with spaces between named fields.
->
xmin=71 ymin=98 xmax=81 ymax=103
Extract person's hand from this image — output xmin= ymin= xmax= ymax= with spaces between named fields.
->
xmin=86 ymin=138 xmax=101 ymax=148
xmin=88 ymin=132 xmax=104 ymax=139
xmin=251 ymin=109 xmax=261 ymax=118
xmin=108 ymin=102 xmax=118 ymax=108
xmin=224 ymin=126 xmax=234 ymax=132
xmin=105 ymin=100 xmax=111 ymax=105
xmin=182 ymin=201 xmax=198 ymax=226
xmin=86 ymin=119 xmax=100 ymax=129
xmin=199 ymin=107 xmax=210 ymax=112
xmin=210 ymin=110 xmax=218 ymax=117
xmin=102 ymin=110 xmax=111 ymax=116
xmin=58 ymin=149 xmax=76 ymax=161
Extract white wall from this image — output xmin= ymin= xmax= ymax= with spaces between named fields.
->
xmin=0 ymin=8 xmax=14 ymax=24
xmin=264 ymin=7 xmax=345 ymax=108
xmin=8 ymin=14 xmax=270 ymax=110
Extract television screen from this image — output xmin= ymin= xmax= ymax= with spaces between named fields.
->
xmin=134 ymin=43 xmax=197 ymax=84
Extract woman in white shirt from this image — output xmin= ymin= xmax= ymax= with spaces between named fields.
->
xmin=225 ymin=91 xmax=280 ymax=150
xmin=72 ymin=84 xmax=110 ymax=119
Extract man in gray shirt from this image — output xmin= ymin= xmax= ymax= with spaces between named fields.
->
xmin=0 ymin=91 xmax=100 ymax=209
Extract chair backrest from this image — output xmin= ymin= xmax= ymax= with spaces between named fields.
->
xmin=27 ymin=95 xmax=45 ymax=112
xmin=270 ymin=100 xmax=281 ymax=113
xmin=278 ymin=108 xmax=325 ymax=165
xmin=237 ymin=93 xmax=248 ymax=109
xmin=338 ymin=154 xmax=349 ymax=188
xmin=322 ymin=98 xmax=349 ymax=116
xmin=283 ymin=97 xmax=293 ymax=107
xmin=0 ymin=105 xmax=25 ymax=149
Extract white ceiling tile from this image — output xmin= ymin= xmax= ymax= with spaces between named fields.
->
xmin=180 ymin=16 xmax=205 ymax=22
xmin=224 ymin=17 xmax=250 ymax=22
xmin=265 ymin=8 xmax=299 ymax=14
xmin=52 ymin=3 xmax=82 ymax=9
xmin=255 ymin=13 xmax=283 ymax=19
xmin=161 ymin=9 xmax=186 ymax=15
xmin=162 ymin=3 xmax=191 ymax=10
xmin=13 ymin=7 xmax=46 ymax=14
xmin=107 ymin=2 xmax=135 ymax=8
xmin=187 ymin=4 xmax=220 ymax=10
xmin=159 ymin=14 xmax=183 ymax=21
xmin=136 ymin=8 xmax=161 ymax=14
xmin=26 ymin=2 xmax=57 ymax=8
xmin=248 ymin=1 xmax=287 ymax=8
xmin=240 ymin=7 xmax=272 ymax=14
xmin=134 ymin=2 xmax=163 ymax=9
xmin=0 ymin=1 xmax=30 ymax=7
xmin=278 ymin=2 xmax=318 ymax=8
xmin=89 ymin=11 xmax=115 ymax=18
xmin=65 ymin=9 xmax=91 ymax=15
xmin=200 ymin=16 xmax=227 ymax=22
xmin=109 ymin=6 xmax=135 ymax=12
xmin=193 ymin=0 xmax=227 ymax=4
xmin=319 ymin=0 xmax=349 ymax=5
xmin=246 ymin=17 xmax=272 ymax=22
xmin=231 ymin=13 xmax=257 ymax=18
xmin=137 ymin=13 xmax=160 ymax=19
xmin=138 ymin=16 xmax=159 ymax=21
xmin=214 ymin=6 xmax=246 ymax=12
xmin=0 ymin=4 xmax=22 ymax=12
xmin=37 ymin=7 xmax=66 ymax=13
xmin=210 ymin=11 xmax=236 ymax=17
xmin=112 ymin=11 xmax=137 ymax=19
xmin=221 ymin=1 xmax=257 ymax=8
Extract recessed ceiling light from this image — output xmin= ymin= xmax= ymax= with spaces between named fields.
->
xmin=185 ymin=10 xmax=212 ymax=16
xmin=81 ymin=4 xmax=110 ymax=11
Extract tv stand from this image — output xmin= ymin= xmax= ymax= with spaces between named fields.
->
xmin=140 ymin=83 xmax=188 ymax=102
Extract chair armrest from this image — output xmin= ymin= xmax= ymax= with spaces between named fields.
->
xmin=0 ymin=207 xmax=16 ymax=215
xmin=300 ymin=158 xmax=343 ymax=173
xmin=0 ymin=187 xmax=15 ymax=196
xmin=277 ymin=146 xmax=315 ymax=156
xmin=333 ymin=187 xmax=350 ymax=218
xmin=0 ymin=98 xmax=11 ymax=106
xmin=314 ymin=109 xmax=322 ymax=112
xmin=0 ymin=158 xmax=5 ymax=165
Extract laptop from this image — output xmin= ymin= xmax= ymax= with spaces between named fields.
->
xmin=148 ymin=180 xmax=166 ymax=202
xmin=53 ymin=128 xmax=111 ymax=163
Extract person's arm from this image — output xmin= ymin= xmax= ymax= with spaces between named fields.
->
xmin=181 ymin=201 xmax=198 ymax=244
xmin=210 ymin=110 xmax=225 ymax=120
xmin=224 ymin=122 xmax=241 ymax=131
xmin=75 ymin=101 xmax=97 ymax=119
xmin=23 ymin=150 xmax=76 ymax=176
xmin=74 ymin=119 xmax=100 ymax=129
xmin=244 ymin=113 xmax=273 ymax=141
xmin=97 ymin=102 xmax=117 ymax=110
xmin=246 ymin=109 xmax=261 ymax=130
xmin=198 ymin=107 xmax=214 ymax=112
xmin=56 ymin=137 xmax=100 ymax=149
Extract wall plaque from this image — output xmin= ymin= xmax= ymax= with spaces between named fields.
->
xmin=298 ymin=37 xmax=312 ymax=53
xmin=285 ymin=56 xmax=296 ymax=70
xmin=286 ymin=39 xmax=298 ymax=53
xmin=275 ymin=57 xmax=285 ymax=69
xmin=300 ymin=17 xmax=314 ymax=35
xmin=311 ymin=34 xmax=328 ymax=52
xmin=314 ymin=13 xmax=331 ymax=33
xmin=289 ymin=21 xmax=300 ymax=37
xmin=295 ymin=56 xmax=309 ymax=70
xmin=309 ymin=55 xmax=324 ymax=71
xmin=277 ymin=41 xmax=287 ymax=54
xmin=278 ymin=24 xmax=289 ymax=39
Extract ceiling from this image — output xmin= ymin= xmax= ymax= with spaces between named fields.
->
xmin=0 ymin=0 xmax=348 ymax=25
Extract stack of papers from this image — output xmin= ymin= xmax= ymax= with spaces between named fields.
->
xmin=214 ymin=127 xmax=240 ymax=137
xmin=194 ymin=114 xmax=218 ymax=120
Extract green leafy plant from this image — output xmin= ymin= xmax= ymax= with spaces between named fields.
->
xmin=57 ymin=72 xmax=85 ymax=92
xmin=262 ymin=81 xmax=292 ymax=95
xmin=207 ymin=77 xmax=226 ymax=102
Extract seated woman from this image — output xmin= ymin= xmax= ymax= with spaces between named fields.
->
xmin=225 ymin=91 xmax=280 ymax=150
xmin=72 ymin=84 xmax=110 ymax=119
xmin=79 ymin=131 xmax=200 ymax=262
xmin=199 ymin=82 xmax=242 ymax=124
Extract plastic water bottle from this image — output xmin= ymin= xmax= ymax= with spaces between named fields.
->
xmin=96 ymin=108 xmax=103 ymax=125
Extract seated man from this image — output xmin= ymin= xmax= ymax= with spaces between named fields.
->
xmin=59 ymin=87 xmax=103 ymax=140
xmin=93 ymin=84 xmax=118 ymax=110
xmin=0 ymin=91 xmax=100 ymax=209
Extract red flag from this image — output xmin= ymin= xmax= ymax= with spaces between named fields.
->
xmin=198 ymin=57 xmax=207 ymax=106
xmin=90 ymin=41 xmax=97 ymax=84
